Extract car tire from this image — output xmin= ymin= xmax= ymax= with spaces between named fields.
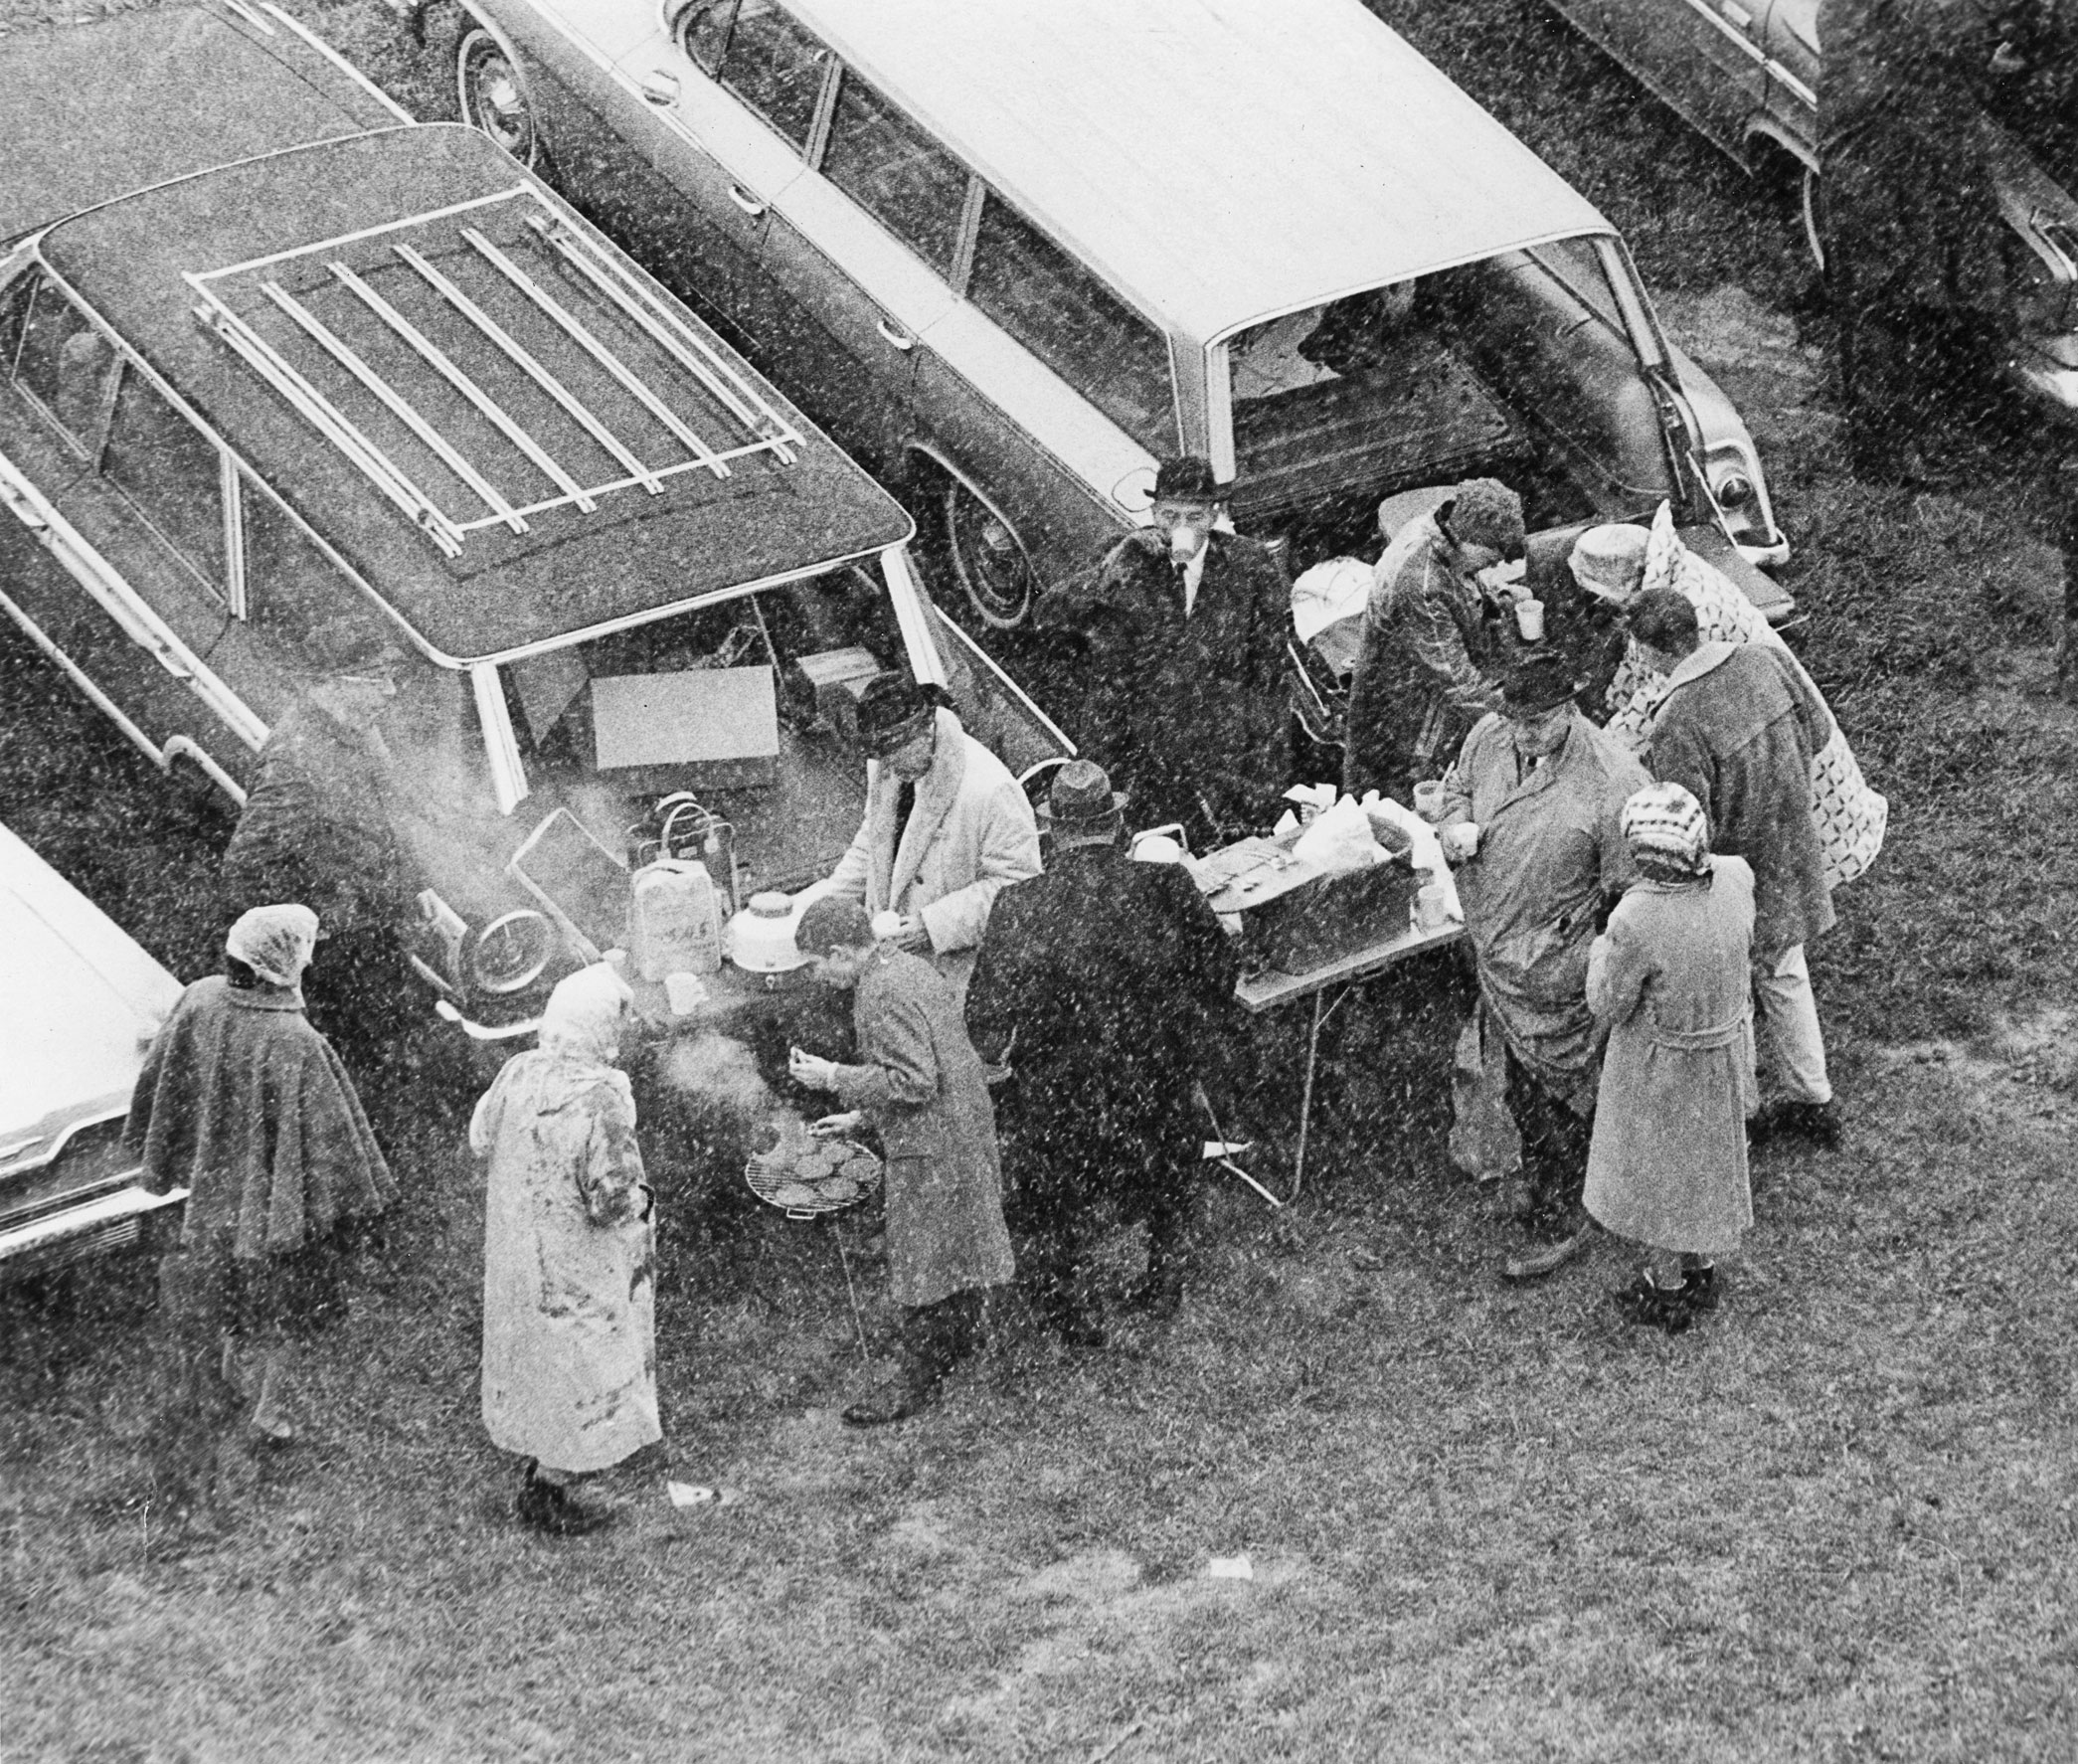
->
xmin=941 ymin=479 xmax=1036 ymax=630
xmin=456 ymin=23 xmax=547 ymax=174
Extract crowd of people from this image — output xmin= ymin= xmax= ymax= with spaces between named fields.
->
xmin=115 ymin=426 xmax=1890 ymax=1537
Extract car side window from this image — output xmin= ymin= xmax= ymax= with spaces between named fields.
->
xmin=7 ymin=274 xmax=120 ymax=452
xmin=717 ymin=0 xmax=831 ymax=151
xmin=675 ymin=0 xmax=735 ymax=75
xmin=99 ymin=366 xmax=227 ymax=591
xmin=821 ymin=73 xmax=971 ymax=277
xmin=967 ymin=194 xmax=1179 ymax=456
xmin=242 ymin=481 xmax=342 ymax=640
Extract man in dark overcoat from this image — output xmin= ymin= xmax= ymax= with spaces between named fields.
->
xmin=1039 ymin=457 xmax=1292 ymax=848
xmin=965 ymin=761 xmax=1238 ymax=1336
xmin=1630 ymin=590 xmax=1841 ymax=1147
xmin=1818 ymin=0 xmax=2017 ymax=478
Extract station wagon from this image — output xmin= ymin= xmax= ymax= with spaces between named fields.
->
xmin=1547 ymin=0 xmax=2078 ymax=416
xmin=435 ymin=0 xmax=1792 ymax=645
xmin=0 ymin=2 xmax=1065 ymax=1045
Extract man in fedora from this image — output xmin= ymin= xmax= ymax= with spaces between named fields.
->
xmin=966 ymin=760 xmax=1238 ymax=1332
xmin=1436 ymin=652 xmax=1648 ymax=1281
xmin=816 ymin=671 xmax=1041 ymax=1003
xmin=1040 ymin=456 xmax=1293 ymax=848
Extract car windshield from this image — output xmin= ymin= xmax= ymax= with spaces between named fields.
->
xmin=1224 ymin=235 xmax=1675 ymax=537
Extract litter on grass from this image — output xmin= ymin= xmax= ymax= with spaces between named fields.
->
xmin=1206 ymin=1554 xmax=1254 ymax=1580
xmin=668 ymin=1482 xmax=718 ymax=1508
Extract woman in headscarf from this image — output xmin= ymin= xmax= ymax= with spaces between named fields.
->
xmin=1584 ymin=785 xmax=1758 ymax=1333
xmin=127 ymin=904 xmax=396 ymax=1516
xmin=472 ymin=962 xmax=658 ymax=1535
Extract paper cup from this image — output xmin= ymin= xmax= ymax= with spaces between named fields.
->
xmin=1413 ymin=781 xmax=1446 ymax=823
xmin=1514 ymin=598 xmax=1546 ymax=642
xmin=665 ymin=971 xmax=709 ymax=1016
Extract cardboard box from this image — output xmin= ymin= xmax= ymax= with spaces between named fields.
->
xmin=592 ymin=666 xmax=780 ymax=791
xmin=1199 ymin=834 xmax=1421 ymax=976
xmin=791 ymin=646 xmax=883 ymax=743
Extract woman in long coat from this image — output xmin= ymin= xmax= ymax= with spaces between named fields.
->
xmin=1584 ymin=784 xmax=1758 ymax=1332
xmin=128 ymin=904 xmax=395 ymax=1515
xmin=473 ymin=962 xmax=658 ymax=1535
xmin=788 ymin=896 xmax=1014 ymax=1427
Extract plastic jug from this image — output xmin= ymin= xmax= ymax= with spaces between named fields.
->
xmin=629 ymin=858 xmax=722 ymax=979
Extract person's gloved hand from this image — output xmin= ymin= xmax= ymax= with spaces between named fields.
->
xmin=1438 ymin=822 xmax=1481 ymax=865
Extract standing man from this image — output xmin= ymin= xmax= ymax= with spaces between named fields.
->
xmin=222 ymin=617 xmax=416 ymax=1055
xmin=1437 ymin=652 xmax=1649 ymax=1280
xmin=965 ymin=761 xmax=1239 ymax=1337
xmin=1342 ymin=478 xmax=1521 ymax=804
xmin=818 ymin=673 xmax=1041 ymax=1002
xmin=1042 ymin=456 xmax=1293 ymax=847
xmin=1818 ymin=0 xmax=2013 ymax=481
xmin=789 ymin=898 xmax=1015 ymax=1427
xmin=1629 ymin=590 xmax=1842 ymax=1147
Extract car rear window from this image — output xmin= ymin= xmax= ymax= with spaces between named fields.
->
xmin=821 ymin=74 xmax=970 ymax=277
xmin=719 ymin=0 xmax=831 ymax=152
xmin=100 ymin=366 xmax=227 ymax=592
xmin=6 ymin=274 xmax=119 ymax=452
xmin=967 ymin=195 xmax=1177 ymax=456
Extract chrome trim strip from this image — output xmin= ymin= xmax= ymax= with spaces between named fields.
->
xmin=393 ymin=240 xmax=664 ymax=494
xmin=461 ymin=226 xmax=726 ymax=473
xmin=262 ymin=276 xmax=529 ymax=532
xmin=471 ymin=660 xmax=529 ymax=814
xmin=259 ymin=1 xmax=417 ymax=123
xmin=327 ymin=261 xmax=595 ymax=513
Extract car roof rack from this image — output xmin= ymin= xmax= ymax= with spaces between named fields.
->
xmin=184 ymin=185 xmax=802 ymax=559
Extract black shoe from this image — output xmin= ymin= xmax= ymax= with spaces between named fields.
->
xmin=1771 ymin=1100 xmax=1841 ymax=1149
xmin=515 ymin=1467 xmax=615 ymax=1536
xmin=1612 ymin=1272 xmax=1693 ymax=1334
xmin=1681 ymin=1264 xmax=1720 ymax=1313
xmin=1123 ymin=1269 xmax=1183 ymax=1320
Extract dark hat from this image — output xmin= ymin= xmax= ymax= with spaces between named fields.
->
xmin=853 ymin=672 xmax=936 ymax=757
xmin=1039 ymin=759 xmax=1127 ymax=828
xmin=795 ymin=895 xmax=875 ymax=957
xmin=309 ymin=617 xmax=404 ymax=676
xmin=1499 ymin=652 xmax=1582 ymax=716
xmin=1150 ymin=456 xmax=1226 ymax=505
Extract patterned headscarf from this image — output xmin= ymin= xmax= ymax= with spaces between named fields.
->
xmin=539 ymin=961 xmax=634 ymax=1064
xmin=1621 ymin=783 xmax=1711 ymax=877
xmin=225 ymin=904 xmax=320 ymax=989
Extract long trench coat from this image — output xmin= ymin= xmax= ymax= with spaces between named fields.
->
xmin=1584 ymin=859 xmax=1759 ymax=1254
xmin=472 ymin=1050 xmax=659 ymax=1475
xmin=964 ymin=842 xmax=1238 ymax=1212
xmin=1441 ymin=710 xmax=1649 ymax=1112
xmin=824 ymin=708 xmax=1041 ymax=1000
xmin=1648 ymin=642 xmax=1837 ymax=963
xmin=828 ymin=948 xmax=1014 ymax=1310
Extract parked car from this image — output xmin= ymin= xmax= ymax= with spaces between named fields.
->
xmin=0 ymin=0 xmax=1067 ymax=1047
xmin=431 ymin=0 xmax=1792 ymax=643
xmin=1545 ymin=0 xmax=2078 ymax=416
xmin=0 ymin=820 xmax=187 ymax=1280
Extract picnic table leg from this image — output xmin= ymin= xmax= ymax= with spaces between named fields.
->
xmin=1291 ymin=983 xmax=1358 ymax=1200
xmin=828 ymin=1219 xmax=870 ymax=1363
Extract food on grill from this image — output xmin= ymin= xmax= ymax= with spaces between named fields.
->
xmin=772 ymin=1182 xmax=820 ymax=1209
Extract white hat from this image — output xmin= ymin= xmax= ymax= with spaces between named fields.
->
xmin=1567 ymin=524 xmax=1650 ymax=604
xmin=1290 ymin=557 xmax=1372 ymax=644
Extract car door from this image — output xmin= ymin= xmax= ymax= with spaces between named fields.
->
xmin=1604 ymin=0 xmax=1770 ymax=158
xmin=0 ymin=270 xmax=265 ymax=789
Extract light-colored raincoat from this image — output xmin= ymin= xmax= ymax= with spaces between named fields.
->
xmin=1585 ymin=859 xmax=1759 ymax=1254
xmin=828 ymin=947 xmax=1014 ymax=1309
xmin=1441 ymin=709 xmax=1649 ymax=1112
xmin=473 ymin=966 xmax=658 ymax=1475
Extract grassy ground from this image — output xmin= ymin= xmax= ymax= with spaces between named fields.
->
xmin=5 ymin=1 xmax=2078 ymax=1760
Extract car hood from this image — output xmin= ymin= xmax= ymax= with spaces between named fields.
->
xmin=0 ymin=823 xmax=183 ymax=1154
xmin=0 ymin=1 xmax=395 ymax=247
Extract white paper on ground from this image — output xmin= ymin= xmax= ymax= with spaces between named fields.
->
xmin=1201 ymin=1141 xmax=1255 ymax=1160
xmin=668 ymin=1482 xmax=718 ymax=1508
xmin=1206 ymin=1555 xmax=1255 ymax=1581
